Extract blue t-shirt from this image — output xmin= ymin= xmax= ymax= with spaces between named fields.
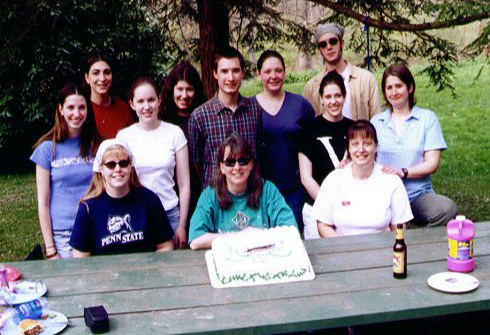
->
xmin=371 ymin=106 xmax=447 ymax=201
xmin=255 ymin=92 xmax=315 ymax=191
xmin=69 ymin=187 xmax=174 ymax=256
xmin=30 ymin=138 xmax=94 ymax=230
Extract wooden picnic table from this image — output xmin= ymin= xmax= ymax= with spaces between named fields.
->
xmin=5 ymin=222 xmax=490 ymax=334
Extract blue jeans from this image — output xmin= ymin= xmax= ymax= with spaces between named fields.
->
xmin=53 ymin=230 xmax=73 ymax=259
xmin=166 ymin=205 xmax=180 ymax=233
xmin=281 ymin=188 xmax=306 ymax=234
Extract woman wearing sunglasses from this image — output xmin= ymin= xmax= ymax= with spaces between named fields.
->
xmin=31 ymin=83 xmax=99 ymax=259
xmin=70 ymin=139 xmax=174 ymax=257
xmin=253 ymin=50 xmax=315 ymax=235
xmin=189 ymin=134 xmax=297 ymax=250
xmin=117 ymin=77 xmax=190 ymax=249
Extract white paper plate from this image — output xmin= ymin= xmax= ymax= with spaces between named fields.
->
xmin=427 ymin=272 xmax=480 ymax=293
xmin=0 ymin=281 xmax=47 ymax=305
xmin=0 ymin=310 xmax=68 ymax=335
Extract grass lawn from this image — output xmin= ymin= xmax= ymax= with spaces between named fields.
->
xmin=1 ymin=60 xmax=489 ymax=262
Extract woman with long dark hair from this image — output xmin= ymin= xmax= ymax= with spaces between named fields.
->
xmin=189 ymin=134 xmax=297 ymax=250
xmin=31 ymin=83 xmax=99 ymax=259
xmin=84 ymin=54 xmax=134 ymax=139
xmin=160 ymin=61 xmax=207 ymax=233
xmin=160 ymin=61 xmax=206 ymax=135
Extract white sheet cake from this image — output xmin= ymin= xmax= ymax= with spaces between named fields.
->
xmin=210 ymin=226 xmax=315 ymax=286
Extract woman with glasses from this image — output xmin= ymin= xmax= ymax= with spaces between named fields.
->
xmin=70 ymin=139 xmax=174 ymax=257
xmin=253 ymin=50 xmax=315 ymax=235
xmin=189 ymin=134 xmax=297 ymax=250
xmin=116 ymin=77 xmax=190 ymax=249
xmin=31 ymin=83 xmax=99 ymax=259
xmin=84 ymin=54 xmax=134 ymax=139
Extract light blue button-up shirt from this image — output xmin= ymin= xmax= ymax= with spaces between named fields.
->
xmin=371 ymin=106 xmax=447 ymax=201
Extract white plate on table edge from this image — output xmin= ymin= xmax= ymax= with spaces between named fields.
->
xmin=205 ymin=250 xmax=315 ymax=288
xmin=0 ymin=281 xmax=47 ymax=305
xmin=427 ymin=272 xmax=480 ymax=293
xmin=0 ymin=310 xmax=68 ymax=335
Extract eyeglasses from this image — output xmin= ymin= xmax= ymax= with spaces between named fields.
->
xmin=222 ymin=157 xmax=251 ymax=167
xmin=103 ymin=159 xmax=130 ymax=170
xmin=318 ymin=37 xmax=339 ymax=49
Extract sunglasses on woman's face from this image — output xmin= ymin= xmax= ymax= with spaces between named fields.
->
xmin=222 ymin=157 xmax=251 ymax=167
xmin=104 ymin=159 xmax=130 ymax=170
xmin=318 ymin=37 xmax=339 ymax=49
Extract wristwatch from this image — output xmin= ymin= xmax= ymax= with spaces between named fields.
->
xmin=401 ymin=168 xmax=409 ymax=180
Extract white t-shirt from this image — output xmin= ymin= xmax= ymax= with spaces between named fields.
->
xmin=312 ymin=163 xmax=413 ymax=236
xmin=340 ymin=67 xmax=352 ymax=119
xmin=117 ymin=121 xmax=187 ymax=211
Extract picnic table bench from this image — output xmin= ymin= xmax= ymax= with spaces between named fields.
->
xmin=5 ymin=222 xmax=490 ymax=334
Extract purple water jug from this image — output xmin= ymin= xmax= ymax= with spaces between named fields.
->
xmin=447 ymin=215 xmax=475 ymax=272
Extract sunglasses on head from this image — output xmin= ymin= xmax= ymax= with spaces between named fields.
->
xmin=103 ymin=159 xmax=130 ymax=170
xmin=318 ymin=37 xmax=339 ymax=49
xmin=222 ymin=157 xmax=251 ymax=167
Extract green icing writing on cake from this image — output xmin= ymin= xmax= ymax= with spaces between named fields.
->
xmin=219 ymin=267 xmax=310 ymax=285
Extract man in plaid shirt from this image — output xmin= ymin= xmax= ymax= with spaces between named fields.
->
xmin=188 ymin=46 xmax=262 ymax=187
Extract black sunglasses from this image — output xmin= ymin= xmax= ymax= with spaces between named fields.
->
xmin=318 ymin=37 xmax=339 ymax=49
xmin=222 ymin=157 xmax=251 ymax=167
xmin=104 ymin=159 xmax=130 ymax=170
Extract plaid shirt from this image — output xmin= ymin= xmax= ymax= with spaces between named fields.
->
xmin=188 ymin=94 xmax=262 ymax=187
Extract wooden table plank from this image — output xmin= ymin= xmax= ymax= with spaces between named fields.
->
xmin=44 ymin=255 xmax=490 ymax=320
xmin=28 ymin=234 xmax=490 ymax=299
xmin=52 ymin=275 xmax=490 ymax=334
xmin=4 ymin=223 xmax=489 ymax=334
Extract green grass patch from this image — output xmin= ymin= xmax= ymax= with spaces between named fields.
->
xmin=1 ymin=60 xmax=489 ymax=262
xmin=0 ymin=174 xmax=43 ymax=262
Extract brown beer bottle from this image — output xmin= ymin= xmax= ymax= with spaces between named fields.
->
xmin=393 ymin=224 xmax=407 ymax=279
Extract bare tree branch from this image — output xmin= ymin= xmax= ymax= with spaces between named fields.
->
xmin=309 ymin=0 xmax=490 ymax=31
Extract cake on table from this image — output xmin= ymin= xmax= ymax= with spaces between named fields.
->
xmin=206 ymin=226 xmax=315 ymax=288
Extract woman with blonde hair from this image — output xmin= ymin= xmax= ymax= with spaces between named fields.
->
xmin=69 ymin=139 xmax=174 ymax=257
xmin=31 ymin=83 xmax=99 ymax=259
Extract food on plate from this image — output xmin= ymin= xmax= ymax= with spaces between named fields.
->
xmin=18 ymin=318 xmax=43 ymax=335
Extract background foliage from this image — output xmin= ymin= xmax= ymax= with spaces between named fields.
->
xmin=0 ymin=0 xmax=170 ymax=172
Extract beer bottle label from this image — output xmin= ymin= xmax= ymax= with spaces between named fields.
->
xmin=393 ymin=251 xmax=405 ymax=273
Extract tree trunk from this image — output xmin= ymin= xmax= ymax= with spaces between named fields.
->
xmin=197 ymin=0 xmax=230 ymax=98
